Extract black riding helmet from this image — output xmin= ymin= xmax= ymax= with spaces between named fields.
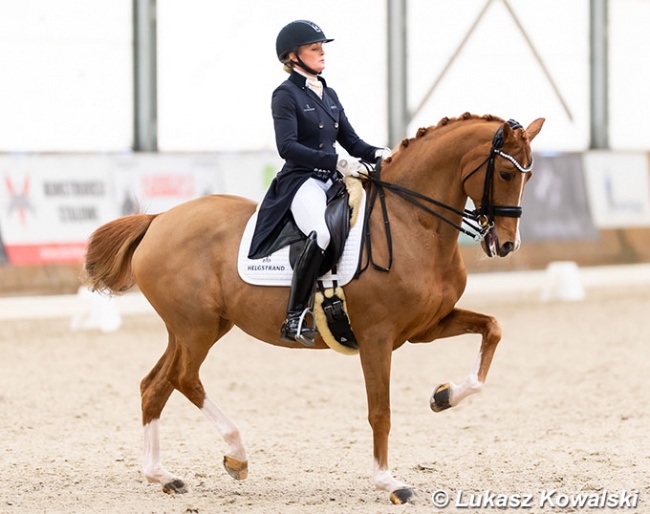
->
xmin=276 ymin=20 xmax=333 ymax=75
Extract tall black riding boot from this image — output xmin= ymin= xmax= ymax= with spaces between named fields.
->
xmin=280 ymin=232 xmax=324 ymax=346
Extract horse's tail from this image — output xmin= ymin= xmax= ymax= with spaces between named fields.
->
xmin=84 ymin=214 xmax=158 ymax=294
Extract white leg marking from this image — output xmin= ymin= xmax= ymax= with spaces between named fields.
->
xmin=143 ymin=419 xmax=182 ymax=485
xmin=448 ymin=353 xmax=484 ymax=406
xmin=201 ymin=396 xmax=247 ymax=462
xmin=372 ymin=459 xmax=408 ymax=492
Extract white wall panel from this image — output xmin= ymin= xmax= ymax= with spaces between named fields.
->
xmin=0 ymin=1 xmax=649 ymax=152
xmin=0 ymin=0 xmax=132 ymax=151
xmin=609 ymin=0 xmax=650 ymax=150
xmin=406 ymin=0 xmax=590 ymax=152
xmin=156 ymin=0 xmax=388 ymax=151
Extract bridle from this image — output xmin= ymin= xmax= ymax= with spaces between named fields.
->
xmin=357 ymin=119 xmax=533 ymax=274
xmin=462 ymin=118 xmax=533 ymax=232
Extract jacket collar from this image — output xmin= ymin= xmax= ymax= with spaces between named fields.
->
xmin=287 ymin=71 xmax=337 ymax=122
xmin=288 ymin=71 xmax=328 ymax=90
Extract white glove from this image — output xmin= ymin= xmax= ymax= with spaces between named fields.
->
xmin=336 ymin=157 xmax=365 ymax=178
xmin=375 ymin=147 xmax=392 ymax=161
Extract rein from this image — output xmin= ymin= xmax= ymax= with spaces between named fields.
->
xmin=357 ymin=119 xmax=533 ymax=275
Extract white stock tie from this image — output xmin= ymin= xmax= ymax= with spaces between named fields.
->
xmin=307 ymin=78 xmax=323 ymax=99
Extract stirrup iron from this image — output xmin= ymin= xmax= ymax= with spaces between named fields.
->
xmin=295 ymin=307 xmax=317 ymax=347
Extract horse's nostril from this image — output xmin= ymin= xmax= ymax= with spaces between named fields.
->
xmin=499 ymin=241 xmax=515 ymax=257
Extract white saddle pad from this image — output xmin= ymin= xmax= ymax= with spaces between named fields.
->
xmin=237 ymin=191 xmax=366 ymax=288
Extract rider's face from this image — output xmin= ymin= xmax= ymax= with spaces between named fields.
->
xmin=291 ymin=42 xmax=325 ymax=75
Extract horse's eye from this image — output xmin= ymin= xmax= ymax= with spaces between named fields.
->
xmin=499 ymin=171 xmax=513 ymax=182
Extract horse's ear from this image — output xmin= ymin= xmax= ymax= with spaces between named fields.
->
xmin=501 ymin=121 xmax=512 ymax=138
xmin=500 ymin=121 xmax=514 ymax=143
xmin=525 ymin=118 xmax=545 ymax=141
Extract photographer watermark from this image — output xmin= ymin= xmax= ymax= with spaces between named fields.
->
xmin=430 ymin=489 xmax=640 ymax=509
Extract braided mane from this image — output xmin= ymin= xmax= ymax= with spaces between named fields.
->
xmin=389 ymin=113 xmax=507 ymax=160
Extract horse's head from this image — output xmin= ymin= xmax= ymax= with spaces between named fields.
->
xmin=461 ymin=118 xmax=545 ymax=257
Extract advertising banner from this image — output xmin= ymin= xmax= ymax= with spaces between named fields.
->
xmin=1 ymin=150 xmax=649 ymax=267
xmin=582 ymin=151 xmax=650 ymax=228
xmin=0 ymin=152 xmax=272 ymax=265
xmin=0 ymin=229 xmax=7 ymax=264
xmin=0 ymin=155 xmax=117 ymax=265
xmin=519 ymin=153 xmax=598 ymax=241
xmin=110 ymin=154 xmax=225 ymax=215
xmin=214 ymin=151 xmax=282 ymax=203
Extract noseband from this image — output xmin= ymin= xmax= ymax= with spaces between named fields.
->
xmin=358 ymin=119 xmax=534 ymax=273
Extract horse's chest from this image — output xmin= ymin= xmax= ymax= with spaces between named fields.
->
xmin=409 ymin=279 xmax=464 ymax=333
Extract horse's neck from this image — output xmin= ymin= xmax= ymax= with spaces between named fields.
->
xmin=384 ymin=141 xmax=468 ymax=234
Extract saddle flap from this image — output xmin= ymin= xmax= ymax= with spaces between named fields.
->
xmin=322 ymin=179 xmax=351 ymax=274
xmin=237 ymin=185 xmax=366 ymax=289
xmin=267 ymin=179 xmax=353 ymax=275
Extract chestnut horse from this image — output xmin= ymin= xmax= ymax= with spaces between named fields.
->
xmin=84 ymin=113 xmax=544 ymax=504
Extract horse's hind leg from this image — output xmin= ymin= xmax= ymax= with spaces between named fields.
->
xmin=140 ymin=320 xmax=247 ymax=494
xmin=141 ymin=332 xmax=188 ymax=493
xmin=172 ymin=320 xmax=248 ymax=481
xmin=417 ymin=308 xmax=502 ymax=412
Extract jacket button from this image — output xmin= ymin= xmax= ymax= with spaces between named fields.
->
xmin=318 ymin=143 xmax=324 ymax=148
xmin=318 ymin=122 xmax=324 ymax=129
xmin=334 ymin=122 xmax=339 ymax=128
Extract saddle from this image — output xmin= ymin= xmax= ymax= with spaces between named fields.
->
xmin=244 ymin=177 xmax=362 ymax=353
xmin=256 ymin=178 xmax=356 ymax=275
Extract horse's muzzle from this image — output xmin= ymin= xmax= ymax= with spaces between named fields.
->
xmin=481 ymin=229 xmax=516 ymax=258
xmin=498 ymin=241 xmax=516 ymax=257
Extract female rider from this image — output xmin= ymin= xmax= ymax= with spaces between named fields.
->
xmin=248 ymin=20 xmax=391 ymax=344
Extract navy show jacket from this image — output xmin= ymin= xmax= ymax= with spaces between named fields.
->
xmin=248 ymin=71 xmax=379 ymax=259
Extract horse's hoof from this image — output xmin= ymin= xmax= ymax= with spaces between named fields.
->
xmin=430 ymin=383 xmax=452 ymax=412
xmin=223 ymin=455 xmax=248 ymax=480
xmin=390 ymin=487 xmax=416 ymax=505
xmin=162 ymin=479 xmax=187 ymax=494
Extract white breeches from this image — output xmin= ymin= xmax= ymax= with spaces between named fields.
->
xmin=291 ymin=178 xmax=331 ymax=250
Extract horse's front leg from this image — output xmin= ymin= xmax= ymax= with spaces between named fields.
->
xmin=359 ymin=339 xmax=415 ymax=505
xmin=412 ymin=308 xmax=502 ymax=412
